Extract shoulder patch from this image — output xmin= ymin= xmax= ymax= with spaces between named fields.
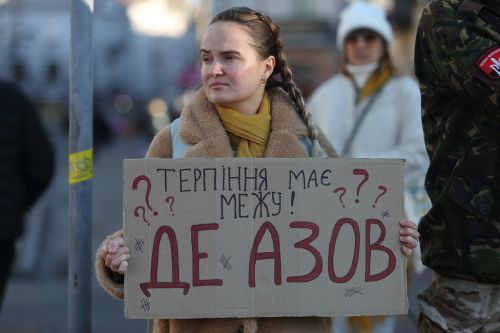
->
xmin=476 ymin=46 xmax=500 ymax=79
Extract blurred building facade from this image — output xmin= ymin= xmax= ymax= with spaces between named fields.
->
xmin=0 ymin=0 xmax=422 ymax=134
xmin=0 ymin=0 xmax=200 ymax=135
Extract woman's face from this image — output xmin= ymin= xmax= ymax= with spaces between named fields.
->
xmin=344 ymin=29 xmax=384 ymax=66
xmin=200 ymin=22 xmax=275 ymax=115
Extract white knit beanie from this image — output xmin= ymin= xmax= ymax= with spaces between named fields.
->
xmin=336 ymin=1 xmax=393 ymax=50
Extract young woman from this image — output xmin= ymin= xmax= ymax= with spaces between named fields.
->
xmin=96 ymin=7 xmax=420 ymax=333
xmin=308 ymin=2 xmax=428 ymax=333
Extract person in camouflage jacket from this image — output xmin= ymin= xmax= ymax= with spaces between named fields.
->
xmin=414 ymin=0 xmax=500 ymax=332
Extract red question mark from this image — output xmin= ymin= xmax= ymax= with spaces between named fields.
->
xmin=372 ymin=186 xmax=387 ymax=208
xmin=352 ymin=169 xmax=369 ymax=204
xmin=166 ymin=196 xmax=175 ymax=215
xmin=132 ymin=175 xmax=158 ymax=216
xmin=134 ymin=206 xmax=150 ymax=226
xmin=333 ymin=187 xmax=346 ymax=207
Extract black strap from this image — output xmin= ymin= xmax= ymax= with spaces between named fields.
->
xmin=479 ymin=6 xmax=500 ymax=28
xmin=458 ymin=0 xmax=484 ymax=21
xmin=341 ymin=86 xmax=384 ymax=156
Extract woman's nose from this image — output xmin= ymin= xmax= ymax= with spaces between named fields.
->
xmin=209 ymin=61 xmax=224 ymax=77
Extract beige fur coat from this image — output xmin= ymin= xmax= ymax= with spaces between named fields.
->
xmin=95 ymin=88 xmax=335 ymax=333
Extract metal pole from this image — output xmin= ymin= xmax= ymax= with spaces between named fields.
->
xmin=69 ymin=0 xmax=93 ymax=332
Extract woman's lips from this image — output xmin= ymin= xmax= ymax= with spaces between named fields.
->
xmin=209 ymin=81 xmax=227 ymax=88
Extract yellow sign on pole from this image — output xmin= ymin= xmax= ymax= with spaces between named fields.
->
xmin=69 ymin=148 xmax=93 ymax=184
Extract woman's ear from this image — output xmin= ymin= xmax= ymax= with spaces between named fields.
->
xmin=264 ymin=55 xmax=276 ymax=79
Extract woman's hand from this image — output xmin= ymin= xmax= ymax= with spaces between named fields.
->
xmin=96 ymin=222 xmax=418 ymax=274
xmin=98 ymin=237 xmax=130 ymax=275
xmin=399 ymin=220 xmax=419 ymax=257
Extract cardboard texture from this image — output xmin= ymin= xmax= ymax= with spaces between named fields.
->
xmin=123 ymin=158 xmax=407 ymax=319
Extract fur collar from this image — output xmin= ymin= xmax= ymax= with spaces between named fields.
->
xmin=177 ymin=87 xmax=309 ymax=158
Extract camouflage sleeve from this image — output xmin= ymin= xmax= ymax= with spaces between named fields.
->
xmin=420 ymin=4 xmax=500 ymax=129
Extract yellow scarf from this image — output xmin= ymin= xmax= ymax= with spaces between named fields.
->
xmin=215 ymin=92 xmax=271 ymax=158
xmin=347 ymin=316 xmax=386 ymax=333
xmin=357 ymin=57 xmax=393 ymax=102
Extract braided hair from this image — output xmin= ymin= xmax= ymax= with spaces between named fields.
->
xmin=210 ymin=7 xmax=326 ymax=156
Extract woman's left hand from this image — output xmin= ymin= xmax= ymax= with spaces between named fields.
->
xmin=399 ymin=220 xmax=420 ymax=257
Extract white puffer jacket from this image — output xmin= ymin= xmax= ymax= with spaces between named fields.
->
xmin=308 ymin=73 xmax=430 ymax=221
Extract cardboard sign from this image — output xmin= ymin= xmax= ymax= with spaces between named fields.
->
xmin=123 ymin=158 xmax=407 ymax=319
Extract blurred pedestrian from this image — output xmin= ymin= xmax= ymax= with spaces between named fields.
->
xmin=414 ymin=0 xmax=500 ymax=332
xmin=0 ymin=79 xmax=54 ymax=312
xmin=95 ymin=6 xmax=420 ymax=333
xmin=307 ymin=1 xmax=429 ymax=333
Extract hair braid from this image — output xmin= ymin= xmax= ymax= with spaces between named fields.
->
xmin=269 ymin=23 xmax=322 ymax=145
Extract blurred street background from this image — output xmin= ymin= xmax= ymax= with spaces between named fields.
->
xmin=0 ymin=0 xmax=431 ymax=332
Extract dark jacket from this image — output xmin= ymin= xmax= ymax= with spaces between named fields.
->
xmin=0 ymin=80 xmax=54 ymax=239
xmin=414 ymin=0 xmax=500 ymax=283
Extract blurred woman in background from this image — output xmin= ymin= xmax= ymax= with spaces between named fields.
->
xmin=308 ymin=2 xmax=429 ymax=333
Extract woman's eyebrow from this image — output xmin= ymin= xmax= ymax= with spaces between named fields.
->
xmin=220 ymin=50 xmax=240 ymax=56
xmin=200 ymin=49 xmax=241 ymax=56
